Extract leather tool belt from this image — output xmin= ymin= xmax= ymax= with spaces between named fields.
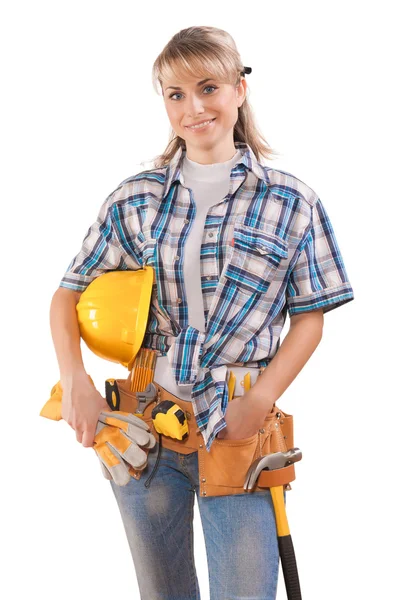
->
xmin=109 ymin=377 xmax=296 ymax=498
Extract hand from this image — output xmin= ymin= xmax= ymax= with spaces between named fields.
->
xmin=40 ymin=374 xmax=110 ymax=448
xmin=216 ymin=393 xmax=269 ymax=441
xmin=62 ymin=375 xmax=110 ymax=448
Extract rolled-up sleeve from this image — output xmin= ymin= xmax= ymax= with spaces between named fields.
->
xmin=286 ymin=197 xmax=355 ymax=316
xmin=59 ymin=193 xmax=139 ymax=292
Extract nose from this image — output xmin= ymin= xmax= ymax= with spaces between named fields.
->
xmin=185 ymin=93 xmax=205 ymax=117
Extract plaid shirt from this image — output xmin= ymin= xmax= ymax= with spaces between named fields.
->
xmin=60 ymin=141 xmax=354 ymax=451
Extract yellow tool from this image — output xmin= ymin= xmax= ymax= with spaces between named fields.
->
xmin=228 ymin=370 xmax=236 ymax=401
xmin=227 ymin=369 xmax=252 ymax=401
xmin=243 ymin=371 xmax=251 ymax=392
xmin=151 ymin=401 xmax=189 ymax=440
xmin=130 ymin=348 xmax=157 ymax=395
xmin=105 ymin=378 xmax=121 ymax=410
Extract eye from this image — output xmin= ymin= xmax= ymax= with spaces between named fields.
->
xmin=203 ymin=85 xmax=217 ymax=94
xmin=169 ymin=85 xmax=218 ymax=101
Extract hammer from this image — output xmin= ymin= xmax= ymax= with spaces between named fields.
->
xmin=244 ymin=449 xmax=303 ymax=600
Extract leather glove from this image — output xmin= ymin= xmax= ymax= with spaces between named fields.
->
xmin=40 ymin=378 xmax=156 ymax=485
xmin=94 ymin=411 xmax=156 ymax=485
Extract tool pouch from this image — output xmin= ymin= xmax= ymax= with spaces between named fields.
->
xmin=199 ymin=404 xmax=296 ymax=497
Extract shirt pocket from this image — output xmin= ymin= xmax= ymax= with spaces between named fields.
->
xmin=224 ymin=225 xmax=289 ymax=294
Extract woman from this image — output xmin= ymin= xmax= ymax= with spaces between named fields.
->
xmin=50 ymin=26 xmax=354 ymax=600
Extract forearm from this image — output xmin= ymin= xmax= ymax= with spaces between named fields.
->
xmin=49 ymin=288 xmax=89 ymax=384
xmin=248 ymin=316 xmax=323 ymax=412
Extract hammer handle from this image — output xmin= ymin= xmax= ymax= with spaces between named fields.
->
xmin=271 ymin=486 xmax=302 ymax=599
xmin=278 ymin=535 xmax=302 ymax=599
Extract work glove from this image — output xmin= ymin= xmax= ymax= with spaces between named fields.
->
xmin=40 ymin=378 xmax=156 ymax=486
xmin=93 ymin=411 xmax=156 ymax=485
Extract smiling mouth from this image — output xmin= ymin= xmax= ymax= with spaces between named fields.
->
xmin=185 ymin=118 xmax=216 ymax=129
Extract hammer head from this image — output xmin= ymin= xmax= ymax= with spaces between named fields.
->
xmin=244 ymin=448 xmax=302 ymax=491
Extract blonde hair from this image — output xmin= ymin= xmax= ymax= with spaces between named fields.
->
xmin=150 ymin=26 xmax=280 ymax=168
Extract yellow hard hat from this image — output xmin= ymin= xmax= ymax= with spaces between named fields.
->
xmin=76 ymin=267 xmax=154 ymax=371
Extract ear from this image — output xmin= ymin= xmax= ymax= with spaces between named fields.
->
xmin=236 ymin=77 xmax=247 ymax=107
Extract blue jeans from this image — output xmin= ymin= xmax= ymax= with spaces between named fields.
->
xmin=110 ymin=441 xmax=287 ymax=599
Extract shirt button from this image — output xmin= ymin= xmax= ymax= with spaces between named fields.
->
xmin=208 ymin=232 xmax=214 ymax=237
xmin=206 ymin=276 xmax=212 ymax=280
xmin=177 ymin=298 xmax=182 ymax=304
xmin=184 ymin=218 xmax=189 ymax=224
xmin=175 ymin=255 xmax=180 ymax=260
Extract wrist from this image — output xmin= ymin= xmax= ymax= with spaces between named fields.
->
xmin=60 ymin=369 xmax=90 ymax=386
xmin=245 ymin=386 xmax=276 ymax=413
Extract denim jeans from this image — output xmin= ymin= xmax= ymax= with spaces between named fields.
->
xmin=110 ymin=440 xmax=287 ymax=600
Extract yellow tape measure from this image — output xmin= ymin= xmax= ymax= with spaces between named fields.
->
xmin=151 ymin=400 xmax=189 ymax=441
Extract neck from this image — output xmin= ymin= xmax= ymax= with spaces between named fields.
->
xmin=185 ymin=137 xmax=237 ymax=165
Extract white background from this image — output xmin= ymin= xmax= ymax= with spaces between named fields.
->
xmin=2 ymin=1 xmax=419 ymax=598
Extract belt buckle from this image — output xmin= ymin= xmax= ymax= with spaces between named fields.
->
xmin=135 ymin=382 xmax=158 ymax=414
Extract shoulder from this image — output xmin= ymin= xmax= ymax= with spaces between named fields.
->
xmin=264 ymin=166 xmax=319 ymax=211
xmin=105 ymin=163 xmax=168 ymax=209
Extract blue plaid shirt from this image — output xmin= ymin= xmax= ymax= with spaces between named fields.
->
xmin=60 ymin=141 xmax=354 ymax=451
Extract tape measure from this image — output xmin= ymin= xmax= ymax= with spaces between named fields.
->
xmin=151 ymin=400 xmax=189 ymax=441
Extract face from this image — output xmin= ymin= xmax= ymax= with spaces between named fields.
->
xmin=161 ymin=72 xmax=247 ymax=162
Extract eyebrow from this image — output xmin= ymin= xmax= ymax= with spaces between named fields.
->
xmin=165 ymin=78 xmax=215 ymax=91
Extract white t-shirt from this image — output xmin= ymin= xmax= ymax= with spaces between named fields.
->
xmin=153 ymin=148 xmax=259 ymax=401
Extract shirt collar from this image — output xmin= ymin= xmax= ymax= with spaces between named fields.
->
xmin=162 ymin=141 xmax=270 ymax=199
